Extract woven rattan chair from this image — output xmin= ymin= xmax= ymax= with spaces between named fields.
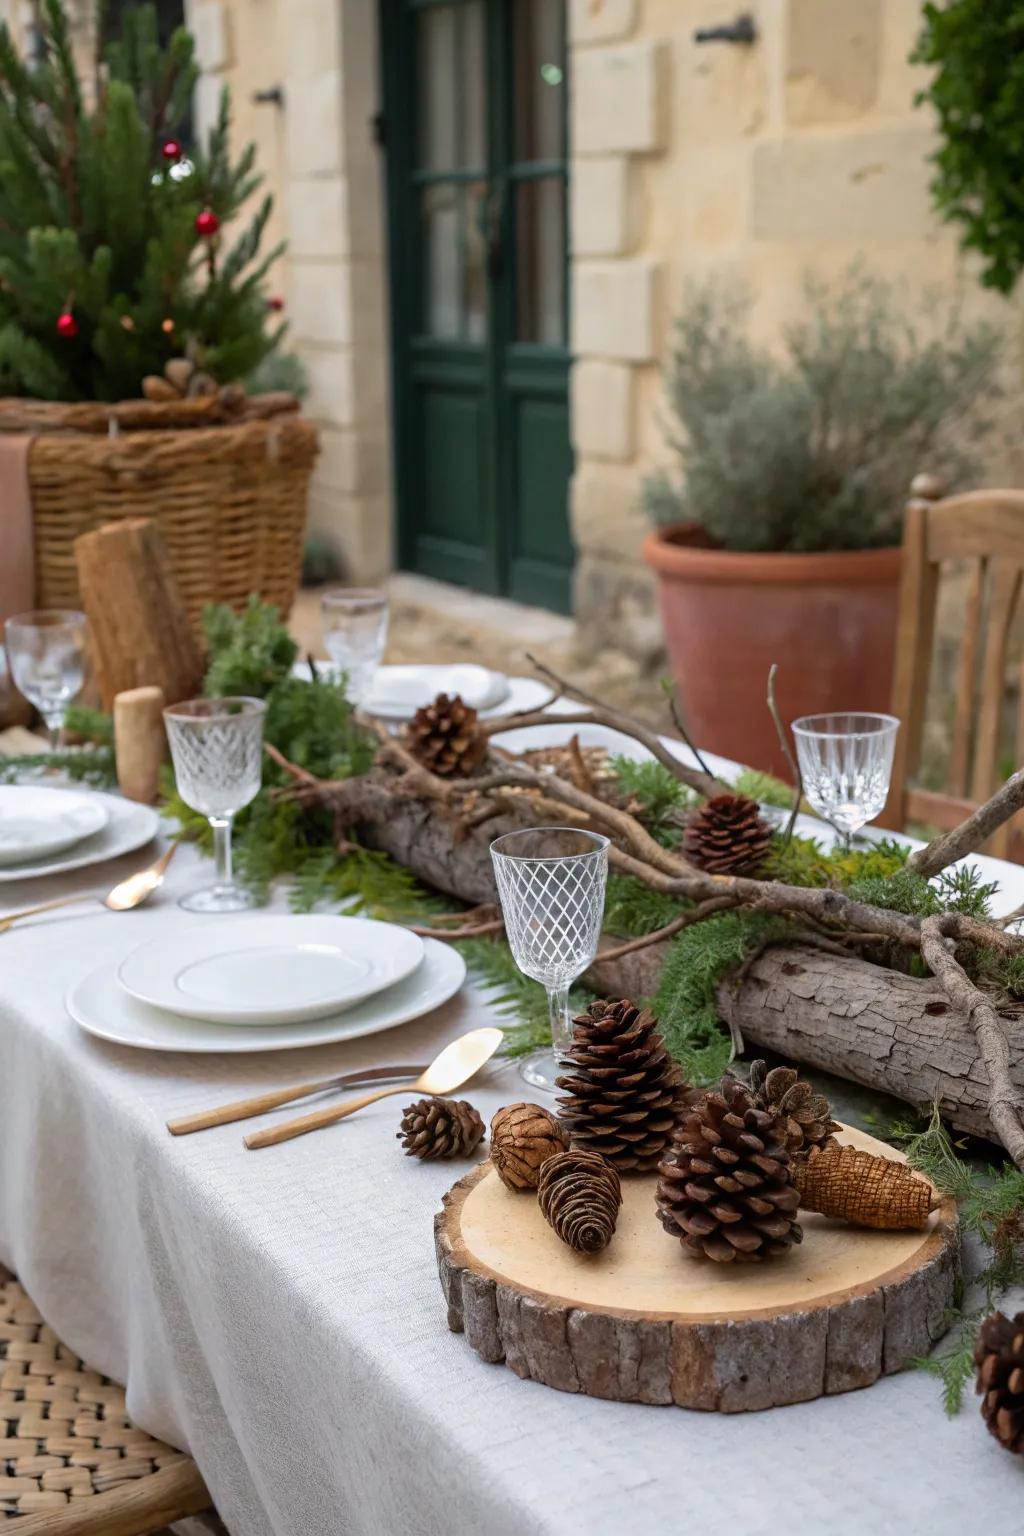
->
xmin=1 ymin=1273 xmax=211 ymax=1534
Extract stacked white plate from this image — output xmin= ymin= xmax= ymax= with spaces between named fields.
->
xmin=291 ymin=661 xmax=553 ymax=723
xmin=67 ymin=914 xmax=466 ymax=1053
xmin=0 ymin=785 xmax=159 ymax=882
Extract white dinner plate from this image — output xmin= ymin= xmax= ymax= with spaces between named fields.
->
xmin=291 ymin=663 xmax=552 ymax=722
xmin=0 ymin=791 xmax=159 ymax=883
xmin=68 ymin=937 xmax=466 ymax=1053
xmin=117 ymin=914 xmax=425 ymax=1025
xmin=363 ymin=664 xmax=509 ymax=718
xmin=0 ymin=785 xmax=109 ymax=866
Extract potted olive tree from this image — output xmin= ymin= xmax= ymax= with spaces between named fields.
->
xmin=642 ymin=273 xmax=1002 ymax=775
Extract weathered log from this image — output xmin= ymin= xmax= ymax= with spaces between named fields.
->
xmin=715 ymin=943 xmax=1024 ymax=1146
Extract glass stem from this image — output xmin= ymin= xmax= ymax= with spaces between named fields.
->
xmin=45 ymin=716 xmax=61 ymax=753
xmin=547 ymin=984 xmax=573 ymax=1059
xmin=211 ymin=814 xmax=234 ymax=889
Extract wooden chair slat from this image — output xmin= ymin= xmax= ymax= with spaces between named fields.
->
xmin=948 ymin=558 xmax=984 ymax=797
xmin=970 ymin=560 xmax=1021 ymax=807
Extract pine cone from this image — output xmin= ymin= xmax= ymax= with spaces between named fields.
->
xmin=793 ymin=1142 xmax=938 ymax=1230
xmin=397 ymin=1097 xmax=484 ymax=1160
xmin=747 ymin=1060 xmax=840 ymax=1155
xmin=490 ymin=1102 xmax=568 ymax=1190
xmin=405 ymin=693 xmax=486 ymax=778
xmin=556 ymin=998 xmax=689 ymax=1173
xmin=538 ymin=1149 xmax=621 ymax=1252
xmin=975 ymin=1310 xmax=1024 ymax=1457
xmin=683 ymin=793 xmax=773 ymax=875
xmin=656 ymin=1080 xmax=802 ymax=1262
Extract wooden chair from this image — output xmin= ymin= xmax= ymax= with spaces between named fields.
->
xmin=0 ymin=1272 xmax=212 ymax=1535
xmin=882 ymin=475 xmax=1024 ymax=859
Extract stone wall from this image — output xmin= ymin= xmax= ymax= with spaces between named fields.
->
xmin=186 ymin=0 xmax=392 ymax=582
xmin=567 ymin=0 xmax=1018 ymax=656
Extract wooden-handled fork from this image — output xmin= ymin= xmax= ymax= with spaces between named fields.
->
xmin=166 ymin=1063 xmax=428 ymax=1136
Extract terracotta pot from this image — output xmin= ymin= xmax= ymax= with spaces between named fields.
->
xmin=642 ymin=524 xmax=902 ymax=778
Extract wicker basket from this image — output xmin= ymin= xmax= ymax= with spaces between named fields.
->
xmin=0 ymin=392 xmax=318 ymax=631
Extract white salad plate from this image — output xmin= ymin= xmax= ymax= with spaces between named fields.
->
xmin=0 ymin=791 xmax=159 ymax=883
xmin=292 ymin=663 xmax=552 ymax=722
xmin=68 ymin=937 xmax=466 ymax=1053
xmin=116 ymin=914 xmax=426 ymax=1025
xmin=0 ymin=785 xmax=109 ymax=866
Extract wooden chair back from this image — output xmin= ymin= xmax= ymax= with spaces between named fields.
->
xmin=882 ymin=476 xmax=1024 ymax=860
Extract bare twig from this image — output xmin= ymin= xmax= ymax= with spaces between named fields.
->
xmin=920 ymin=914 xmax=1024 ymax=1169
xmin=766 ymin=663 xmax=802 ymax=845
xmin=996 ymin=899 xmax=1024 ymax=930
xmin=595 ymin=896 xmax=738 ymax=965
xmin=406 ymin=917 xmax=505 ymax=941
xmin=666 ymin=686 xmax=717 ymax=786
xmin=908 ymin=768 xmax=1024 ymax=876
xmin=524 ymin=654 xmax=728 ymax=798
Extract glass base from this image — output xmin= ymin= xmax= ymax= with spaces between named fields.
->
xmin=178 ymin=882 xmax=255 ymax=914
xmin=519 ymin=1049 xmax=566 ymax=1094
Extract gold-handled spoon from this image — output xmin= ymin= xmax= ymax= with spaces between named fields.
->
xmin=245 ymin=1026 xmax=504 ymax=1150
xmin=0 ymin=843 xmax=177 ymax=934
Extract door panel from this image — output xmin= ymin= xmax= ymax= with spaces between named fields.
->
xmin=382 ymin=0 xmax=572 ymax=612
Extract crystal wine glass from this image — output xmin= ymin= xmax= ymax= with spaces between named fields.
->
xmin=4 ymin=610 xmax=90 ymax=749
xmin=491 ymin=827 xmax=610 ymax=1092
xmin=792 ymin=712 xmax=900 ymax=848
xmin=164 ymin=697 xmax=266 ymax=913
xmin=321 ymin=588 xmax=389 ymax=706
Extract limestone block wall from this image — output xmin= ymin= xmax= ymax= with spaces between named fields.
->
xmin=186 ymin=0 xmax=392 ymax=583
xmin=568 ymin=0 xmax=1019 ymax=657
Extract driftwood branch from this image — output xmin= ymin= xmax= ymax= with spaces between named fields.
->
xmin=908 ymin=768 xmax=1024 ymax=876
xmin=766 ymin=663 xmax=802 ymax=845
xmin=593 ymin=896 xmax=739 ymax=965
xmin=919 ymin=914 xmax=1024 ymax=1168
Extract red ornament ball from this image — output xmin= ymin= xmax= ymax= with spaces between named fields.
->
xmin=195 ymin=208 xmax=220 ymax=238
xmin=161 ymin=138 xmax=182 ymax=161
xmin=56 ymin=310 xmax=78 ymax=339
xmin=266 ymin=294 xmax=285 ymax=312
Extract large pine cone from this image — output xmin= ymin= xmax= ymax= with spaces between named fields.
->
xmin=656 ymin=1080 xmax=802 ymax=1262
xmin=405 ymin=692 xmax=486 ymax=778
xmin=397 ymin=1097 xmax=485 ymax=1160
xmin=538 ymin=1149 xmax=621 ymax=1252
xmin=490 ymin=1102 xmax=568 ymax=1190
xmin=747 ymin=1060 xmax=839 ymax=1156
xmin=975 ymin=1310 xmax=1024 ymax=1456
xmin=556 ymin=998 xmax=689 ymax=1173
xmin=683 ymin=793 xmax=773 ymax=875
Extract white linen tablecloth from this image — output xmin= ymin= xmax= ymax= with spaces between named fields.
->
xmin=1 ymin=781 xmax=1023 ymax=1535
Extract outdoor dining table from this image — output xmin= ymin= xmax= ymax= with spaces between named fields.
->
xmin=1 ymin=718 xmax=1022 ymax=1536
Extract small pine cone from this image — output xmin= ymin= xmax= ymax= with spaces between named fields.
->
xmin=683 ymin=793 xmax=773 ymax=875
xmin=405 ymin=693 xmax=486 ymax=778
xmin=538 ymin=1149 xmax=621 ymax=1253
xmin=975 ymin=1310 xmax=1024 ymax=1457
xmin=747 ymin=1060 xmax=840 ymax=1156
xmin=556 ymin=998 xmax=689 ymax=1173
xmin=490 ymin=1102 xmax=568 ymax=1190
xmin=792 ymin=1143 xmax=938 ymax=1230
xmin=397 ymin=1097 xmax=484 ymax=1160
xmin=656 ymin=1080 xmax=802 ymax=1263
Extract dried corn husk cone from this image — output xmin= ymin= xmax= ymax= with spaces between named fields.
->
xmin=397 ymin=1096 xmax=485 ymax=1160
xmin=556 ymin=998 xmax=689 ymax=1173
xmin=792 ymin=1142 xmax=938 ymax=1230
xmin=747 ymin=1060 xmax=840 ymax=1156
xmin=975 ymin=1309 xmax=1024 ymax=1457
xmin=405 ymin=692 xmax=486 ymax=778
xmin=682 ymin=793 xmax=773 ymax=875
xmin=537 ymin=1149 xmax=621 ymax=1253
xmin=490 ymin=1102 xmax=568 ymax=1190
xmin=656 ymin=1080 xmax=802 ymax=1263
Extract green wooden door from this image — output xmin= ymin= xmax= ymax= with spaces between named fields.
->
xmin=381 ymin=0 xmax=573 ymax=612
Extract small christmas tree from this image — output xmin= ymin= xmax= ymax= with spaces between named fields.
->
xmin=0 ymin=0 xmax=283 ymax=401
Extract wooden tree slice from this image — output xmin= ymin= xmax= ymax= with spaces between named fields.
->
xmin=435 ymin=1126 xmax=959 ymax=1413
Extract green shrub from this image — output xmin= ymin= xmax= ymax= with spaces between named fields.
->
xmin=644 ymin=271 xmax=1002 ymax=553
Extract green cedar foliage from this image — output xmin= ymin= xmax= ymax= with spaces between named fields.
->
xmin=0 ymin=0 xmax=282 ymax=400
